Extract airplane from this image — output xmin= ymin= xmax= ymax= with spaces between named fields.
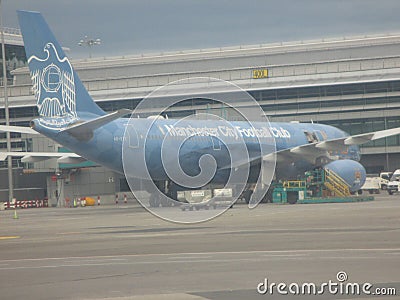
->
xmin=2 ymin=10 xmax=400 ymax=207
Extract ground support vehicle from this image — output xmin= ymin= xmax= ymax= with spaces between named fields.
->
xmin=179 ymin=188 xmax=234 ymax=211
xmin=272 ymin=169 xmax=374 ymax=204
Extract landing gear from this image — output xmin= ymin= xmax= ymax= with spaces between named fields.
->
xmin=315 ymin=156 xmax=330 ymax=166
xmin=264 ymin=188 xmax=273 ymax=203
xmin=246 ymin=187 xmax=272 ymax=204
xmin=287 ymin=191 xmax=298 ymax=204
xmin=148 ymin=180 xmax=175 ymax=207
xmin=149 ymin=193 xmax=176 ymax=207
xmin=243 ymin=190 xmax=253 ymax=204
xmin=149 ymin=194 xmax=160 ymax=207
xmin=160 ymin=197 xmax=173 ymax=207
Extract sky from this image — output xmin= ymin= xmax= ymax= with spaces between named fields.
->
xmin=3 ymin=0 xmax=400 ymax=59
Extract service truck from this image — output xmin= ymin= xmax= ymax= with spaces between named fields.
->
xmin=387 ymin=170 xmax=400 ymax=195
xmin=360 ymin=172 xmax=391 ymax=194
xmin=179 ymin=188 xmax=234 ymax=211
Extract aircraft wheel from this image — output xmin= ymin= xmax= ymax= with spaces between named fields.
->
xmin=149 ymin=195 xmax=160 ymax=207
xmin=160 ymin=197 xmax=172 ymax=207
xmin=316 ymin=156 xmax=330 ymax=166
xmin=263 ymin=189 xmax=273 ymax=203
xmin=287 ymin=192 xmax=298 ymax=204
xmin=243 ymin=190 xmax=253 ymax=204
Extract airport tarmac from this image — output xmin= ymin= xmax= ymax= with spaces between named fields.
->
xmin=0 ymin=195 xmax=399 ymax=299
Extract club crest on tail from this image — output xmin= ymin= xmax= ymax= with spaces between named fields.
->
xmin=28 ymin=42 xmax=77 ymax=128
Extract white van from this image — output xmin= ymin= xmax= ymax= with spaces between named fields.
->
xmin=387 ymin=169 xmax=400 ymax=195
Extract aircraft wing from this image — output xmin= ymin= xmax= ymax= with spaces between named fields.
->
xmin=264 ymin=127 xmax=400 ymax=163
xmin=317 ymin=127 xmax=400 ymax=148
xmin=0 ymin=152 xmax=85 ymax=164
xmin=0 ymin=125 xmax=85 ymax=164
xmin=221 ymin=126 xmax=400 ymax=169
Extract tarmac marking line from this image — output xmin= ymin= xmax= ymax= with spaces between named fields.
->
xmin=167 ymin=256 xmax=213 ymax=260
xmin=262 ymin=254 xmax=306 ymax=257
xmin=1 ymin=247 xmax=400 ymax=263
xmin=0 ymin=236 xmax=20 ymax=240
xmin=0 ymin=257 xmax=322 ymax=270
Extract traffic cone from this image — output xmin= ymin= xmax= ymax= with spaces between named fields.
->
xmin=13 ymin=209 xmax=18 ymax=219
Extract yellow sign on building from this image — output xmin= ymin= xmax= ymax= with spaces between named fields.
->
xmin=252 ymin=69 xmax=268 ymax=79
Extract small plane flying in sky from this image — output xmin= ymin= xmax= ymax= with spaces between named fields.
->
xmin=2 ymin=10 xmax=400 ymax=207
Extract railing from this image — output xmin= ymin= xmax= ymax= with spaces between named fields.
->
xmin=283 ymin=180 xmax=306 ymax=189
xmin=324 ymin=169 xmax=351 ymax=197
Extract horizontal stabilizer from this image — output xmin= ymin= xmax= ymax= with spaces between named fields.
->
xmin=62 ymin=109 xmax=131 ymax=141
xmin=0 ymin=125 xmax=39 ymax=135
xmin=0 ymin=152 xmax=82 ymax=164
xmin=57 ymin=156 xmax=87 ymax=164
xmin=21 ymin=155 xmax=53 ymax=163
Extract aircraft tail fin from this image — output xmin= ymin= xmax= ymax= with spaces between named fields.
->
xmin=17 ymin=10 xmax=105 ymax=125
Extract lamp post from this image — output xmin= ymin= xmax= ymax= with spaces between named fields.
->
xmin=78 ymin=35 xmax=101 ymax=58
xmin=0 ymin=0 xmax=14 ymax=202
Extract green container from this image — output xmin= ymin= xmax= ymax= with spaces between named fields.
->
xmin=273 ymin=187 xmax=287 ymax=203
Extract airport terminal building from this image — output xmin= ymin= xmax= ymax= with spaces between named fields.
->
xmin=3 ymin=31 xmax=400 ymax=203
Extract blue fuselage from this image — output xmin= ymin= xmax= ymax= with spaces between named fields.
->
xmin=34 ymin=117 xmax=360 ymax=182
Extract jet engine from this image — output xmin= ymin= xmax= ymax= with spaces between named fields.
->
xmin=323 ymin=160 xmax=366 ymax=192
